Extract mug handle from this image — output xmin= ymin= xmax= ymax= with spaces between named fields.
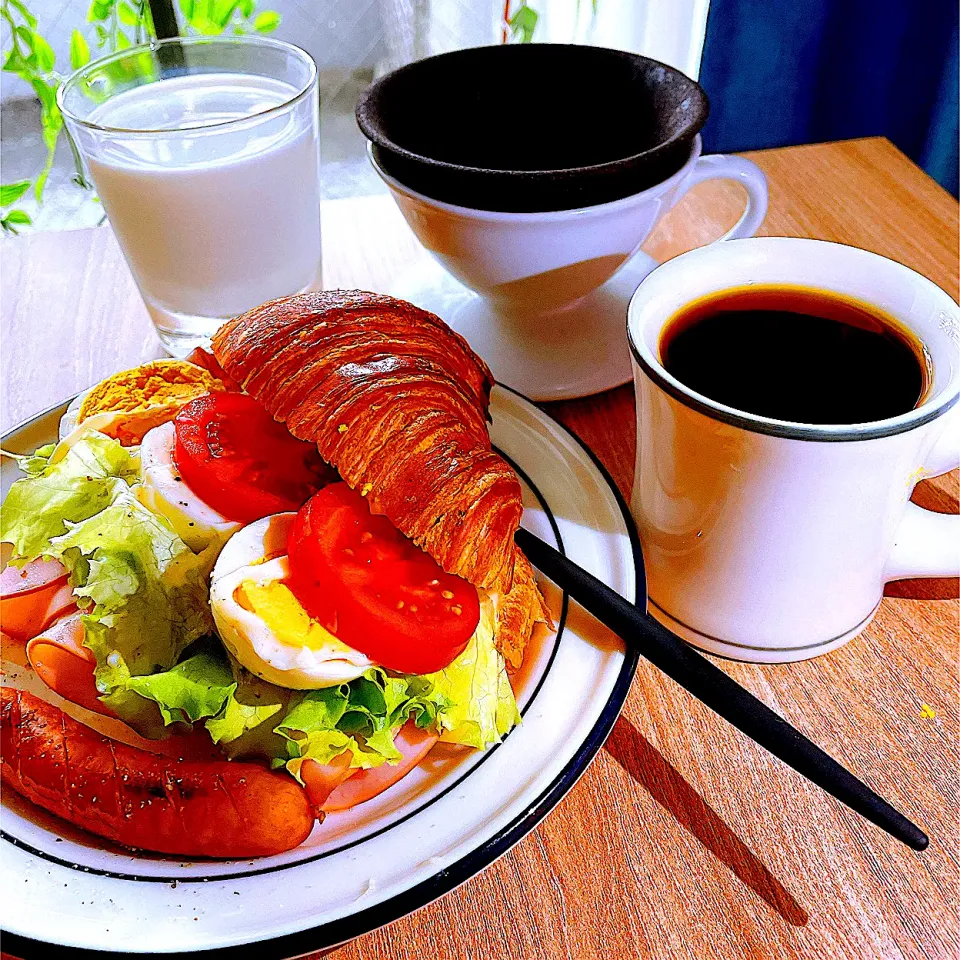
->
xmin=674 ymin=154 xmax=770 ymax=241
xmin=885 ymin=406 xmax=960 ymax=580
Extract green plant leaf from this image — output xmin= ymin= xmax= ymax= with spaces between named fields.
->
xmin=117 ymin=1 xmax=138 ymax=25
xmin=3 ymin=45 xmax=28 ymax=75
xmin=253 ymin=10 xmax=280 ymax=32
xmin=26 ymin=74 xmax=63 ymax=202
xmin=0 ymin=180 xmax=32 ymax=206
xmin=115 ymin=29 xmax=131 ymax=48
xmin=179 ymin=0 xmax=195 ymax=19
xmin=238 ymin=0 xmax=253 ymax=15
xmin=212 ymin=0 xmax=239 ymax=27
xmin=88 ymin=0 xmax=114 ymax=23
xmin=70 ymin=29 xmax=91 ymax=70
xmin=7 ymin=0 xmax=38 ymax=28
xmin=184 ymin=0 xmax=210 ymax=29
xmin=508 ymin=3 xmax=538 ymax=42
xmin=30 ymin=76 xmax=62 ymax=142
xmin=191 ymin=16 xmax=220 ymax=33
xmin=1 ymin=209 xmax=33 ymax=234
xmin=14 ymin=26 xmax=37 ymax=68
xmin=30 ymin=30 xmax=56 ymax=70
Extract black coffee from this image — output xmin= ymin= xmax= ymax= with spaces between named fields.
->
xmin=659 ymin=286 xmax=927 ymax=424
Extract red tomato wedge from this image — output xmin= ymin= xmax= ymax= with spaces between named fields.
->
xmin=173 ymin=392 xmax=335 ymax=525
xmin=286 ymin=482 xmax=480 ymax=674
xmin=0 ymin=558 xmax=77 ymax=642
xmin=25 ymin=613 xmax=108 ymax=716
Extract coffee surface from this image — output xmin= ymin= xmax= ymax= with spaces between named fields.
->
xmin=659 ymin=286 xmax=927 ymax=424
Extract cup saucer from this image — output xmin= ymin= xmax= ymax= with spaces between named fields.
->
xmin=388 ymin=250 xmax=657 ymax=402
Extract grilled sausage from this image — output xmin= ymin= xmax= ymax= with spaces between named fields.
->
xmin=0 ymin=688 xmax=314 ymax=858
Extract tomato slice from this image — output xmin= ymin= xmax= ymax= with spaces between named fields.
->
xmin=173 ymin=392 xmax=335 ymax=525
xmin=286 ymin=483 xmax=480 ymax=674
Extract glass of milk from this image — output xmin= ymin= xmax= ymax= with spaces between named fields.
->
xmin=59 ymin=37 xmax=321 ymax=355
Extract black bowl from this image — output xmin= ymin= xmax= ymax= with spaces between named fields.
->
xmin=356 ymin=44 xmax=709 ymax=213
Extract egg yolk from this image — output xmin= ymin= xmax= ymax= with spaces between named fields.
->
xmin=235 ymin=579 xmax=354 ymax=653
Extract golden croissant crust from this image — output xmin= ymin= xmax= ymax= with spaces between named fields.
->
xmin=212 ymin=290 xmax=524 ymax=593
xmin=496 ymin=553 xmax=553 ymax=670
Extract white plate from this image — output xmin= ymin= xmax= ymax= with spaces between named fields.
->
xmin=1 ymin=385 xmax=641 ymax=958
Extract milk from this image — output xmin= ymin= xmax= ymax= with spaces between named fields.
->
xmin=86 ymin=73 xmax=321 ymax=350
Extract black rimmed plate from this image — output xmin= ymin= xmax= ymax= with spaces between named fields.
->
xmin=1 ymin=385 xmax=641 ymax=958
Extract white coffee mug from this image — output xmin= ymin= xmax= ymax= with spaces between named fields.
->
xmin=627 ymin=237 xmax=960 ymax=663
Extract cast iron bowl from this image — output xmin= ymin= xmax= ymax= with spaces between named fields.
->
xmin=356 ymin=44 xmax=709 ymax=213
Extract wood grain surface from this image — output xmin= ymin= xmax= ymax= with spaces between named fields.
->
xmin=1 ymin=138 xmax=958 ymax=960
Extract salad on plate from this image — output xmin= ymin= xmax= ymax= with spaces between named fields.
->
xmin=0 ymin=290 xmax=550 ymax=858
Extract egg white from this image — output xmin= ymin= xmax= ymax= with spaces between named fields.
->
xmin=137 ymin=422 xmax=241 ymax=553
xmin=58 ymin=390 xmax=89 ymax=441
xmin=58 ymin=389 xmax=139 ymax=447
xmin=57 ymin=390 xmax=131 ymax=455
xmin=210 ymin=513 xmax=375 ymax=690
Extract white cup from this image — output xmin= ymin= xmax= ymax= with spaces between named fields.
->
xmin=374 ymin=136 xmax=768 ymax=317
xmin=627 ymin=237 xmax=960 ymax=663
xmin=371 ymin=136 xmax=769 ymax=400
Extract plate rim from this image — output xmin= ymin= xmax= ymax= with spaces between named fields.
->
xmin=1 ymin=383 xmax=643 ymax=960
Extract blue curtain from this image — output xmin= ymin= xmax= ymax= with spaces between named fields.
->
xmin=699 ymin=0 xmax=959 ymax=196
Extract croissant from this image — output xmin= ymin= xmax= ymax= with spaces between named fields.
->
xmin=496 ymin=552 xmax=552 ymax=669
xmin=212 ymin=290 xmax=524 ymax=594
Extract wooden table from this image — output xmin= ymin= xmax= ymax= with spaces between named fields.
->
xmin=2 ymin=137 xmax=958 ymax=960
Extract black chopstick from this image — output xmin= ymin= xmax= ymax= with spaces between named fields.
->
xmin=516 ymin=528 xmax=929 ymax=851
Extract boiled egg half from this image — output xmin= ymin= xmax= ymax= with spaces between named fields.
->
xmin=137 ymin=422 xmax=241 ymax=553
xmin=210 ymin=513 xmax=374 ymax=689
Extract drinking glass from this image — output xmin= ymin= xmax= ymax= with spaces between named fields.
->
xmin=59 ymin=36 xmax=321 ymax=356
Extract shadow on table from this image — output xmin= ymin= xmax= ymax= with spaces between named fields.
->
xmin=604 ymin=716 xmax=810 ymax=928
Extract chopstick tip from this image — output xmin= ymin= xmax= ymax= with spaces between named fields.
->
xmin=909 ymin=829 xmax=930 ymax=852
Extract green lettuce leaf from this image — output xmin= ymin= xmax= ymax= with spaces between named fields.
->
xmin=206 ymin=696 xmax=283 ymax=744
xmin=117 ymin=647 xmax=281 ymax=743
xmin=213 ymin=664 xmax=294 ymax=758
xmin=124 ymin=650 xmax=236 ymax=725
xmin=274 ymin=668 xmax=450 ymax=781
xmin=0 ymin=432 xmax=137 ymax=561
xmin=1 ymin=431 xmax=218 ymax=732
xmin=425 ymin=599 xmax=521 ymax=750
xmin=3 ymin=442 xmax=56 ymax=477
xmin=278 ymin=730 xmax=380 ymax=779
xmin=49 ymin=492 xmax=215 ymax=724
